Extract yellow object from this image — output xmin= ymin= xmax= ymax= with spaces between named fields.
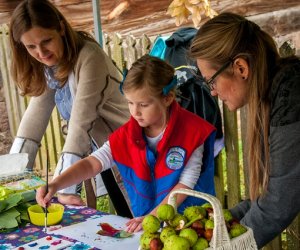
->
xmin=28 ymin=203 xmax=64 ymax=226
xmin=167 ymin=0 xmax=218 ymax=27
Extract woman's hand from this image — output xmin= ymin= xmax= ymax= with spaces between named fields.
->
xmin=125 ymin=216 xmax=145 ymax=233
xmin=35 ymin=183 xmax=57 ymax=208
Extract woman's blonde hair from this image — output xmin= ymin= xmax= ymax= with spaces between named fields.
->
xmin=190 ymin=12 xmax=280 ymax=200
xmin=9 ymin=0 xmax=96 ymax=96
xmin=122 ymin=54 xmax=175 ymax=97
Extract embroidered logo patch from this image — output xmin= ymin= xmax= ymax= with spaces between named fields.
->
xmin=166 ymin=147 xmax=186 ymax=170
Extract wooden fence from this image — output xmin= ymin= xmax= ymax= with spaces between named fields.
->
xmin=0 ymin=23 xmax=299 ymax=249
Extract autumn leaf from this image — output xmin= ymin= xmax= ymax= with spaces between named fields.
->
xmin=167 ymin=0 xmax=218 ymax=27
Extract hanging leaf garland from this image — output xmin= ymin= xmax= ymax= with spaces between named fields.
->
xmin=167 ymin=0 xmax=218 ymax=27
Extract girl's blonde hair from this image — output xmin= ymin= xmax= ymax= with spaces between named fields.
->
xmin=190 ymin=12 xmax=280 ymax=200
xmin=9 ymin=0 xmax=97 ymax=96
xmin=122 ymin=54 xmax=175 ymax=97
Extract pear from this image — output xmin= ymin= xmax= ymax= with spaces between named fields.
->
xmin=229 ymin=224 xmax=247 ymax=238
xmin=183 ymin=206 xmax=205 ymax=221
xmin=140 ymin=231 xmax=160 ymax=250
xmin=179 ymin=228 xmax=198 ymax=247
xmin=160 ymin=226 xmax=176 ymax=243
xmin=163 ymin=235 xmax=190 ymax=250
xmin=157 ymin=204 xmax=175 ymax=221
xmin=201 ymin=202 xmax=212 ymax=209
xmin=142 ymin=215 xmax=161 ymax=233
xmin=204 ymin=219 xmax=214 ymax=230
xmin=192 ymin=237 xmax=209 ymax=250
xmin=223 ymin=209 xmax=233 ymax=223
xmin=169 ymin=213 xmax=188 ymax=229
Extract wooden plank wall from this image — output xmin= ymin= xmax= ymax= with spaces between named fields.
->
xmin=0 ymin=24 xmax=299 ymax=249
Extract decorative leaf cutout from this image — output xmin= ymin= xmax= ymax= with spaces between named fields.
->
xmin=97 ymin=223 xmax=133 ymax=238
xmin=167 ymin=0 xmax=218 ymax=27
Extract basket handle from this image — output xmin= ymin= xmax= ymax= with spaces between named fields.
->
xmin=167 ymin=188 xmax=232 ymax=248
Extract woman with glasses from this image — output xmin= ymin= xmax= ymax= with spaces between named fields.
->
xmin=9 ymin=0 xmax=130 ymax=211
xmin=190 ymin=12 xmax=300 ymax=248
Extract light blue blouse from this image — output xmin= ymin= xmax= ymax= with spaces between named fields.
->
xmin=45 ymin=67 xmax=73 ymax=121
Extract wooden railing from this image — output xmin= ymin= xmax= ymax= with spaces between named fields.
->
xmin=0 ymin=23 xmax=299 ymax=249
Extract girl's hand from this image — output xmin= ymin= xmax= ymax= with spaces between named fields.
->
xmin=125 ymin=216 xmax=145 ymax=233
xmin=35 ymin=184 xmax=57 ymax=207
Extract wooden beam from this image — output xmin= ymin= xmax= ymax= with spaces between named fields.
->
xmin=248 ymin=6 xmax=300 ymax=37
xmin=0 ymin=0 xmax=299 ymax=39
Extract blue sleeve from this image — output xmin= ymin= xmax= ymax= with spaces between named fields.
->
xmin=178 ymin=131 xmax=216 ymax=213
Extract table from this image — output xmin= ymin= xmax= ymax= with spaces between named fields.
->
xmin=0 ymin=202 xmax=141 ymax=250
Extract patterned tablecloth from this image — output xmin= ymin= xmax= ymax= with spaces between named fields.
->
xmin=0 ymin=202 xmax=141 ymax=250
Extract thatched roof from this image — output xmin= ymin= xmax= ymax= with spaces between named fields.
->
xmin=0 ymin=0 xmax=299 ymax=41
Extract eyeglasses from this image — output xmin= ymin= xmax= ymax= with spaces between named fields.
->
xmin=203 ymin=61 xmax=232 ymax=91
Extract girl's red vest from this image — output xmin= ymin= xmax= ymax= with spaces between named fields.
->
xmin=109 ymin=101 xmax=216 ymax=216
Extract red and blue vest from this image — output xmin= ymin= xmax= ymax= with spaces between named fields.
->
xmin=109 ymin=101 xmax=216 ymax=216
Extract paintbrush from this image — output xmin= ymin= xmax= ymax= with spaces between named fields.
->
xmin=44 ymin=150 xmax=49 ymax=233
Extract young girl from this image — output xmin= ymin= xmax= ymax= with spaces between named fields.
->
xmin=36 ymin=55 xmax=216 ymax=232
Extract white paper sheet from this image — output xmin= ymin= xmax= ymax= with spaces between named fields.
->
xmin=49 ymin=214 xmax=142 ymax=250
xmin=0 ymin=153 xmax=28 ymax=177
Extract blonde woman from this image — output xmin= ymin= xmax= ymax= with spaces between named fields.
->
xmin=190 ymin=12 xmax=300 ymax=248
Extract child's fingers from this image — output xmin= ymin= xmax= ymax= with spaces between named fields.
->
xmin=44 ymin=189 xmax=54 ymax=205
xmin=126 ymin=218 xmax=143 ymax=233
xmin=133 ymin=223 xmax=143 ymax=233
xmin=125 ymin=218 xmax=134 ymax=227
xmin=36 ymin=186 xmax=47 ymax=207
xmin=126 ymin=220 xmax=137 ymax=232
xmin=125 ymin=216 xmax=143 ymax=226
xmin=36 ymin=185 xmax=55 ymax=207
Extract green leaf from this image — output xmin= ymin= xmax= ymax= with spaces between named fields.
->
xmin=21 ymin=190 xmax=36 ymax=202
xmin=17 ymin=201 xmax=32 ymax=210
xmin=20 ymin=209 xmax=30 ymax=222
xmin=16 ymin=215 xmax=22 ymax=224
xmin=0 ymin=207 xmax=20 ymax=229
xmin=3 ymin=193 xmax=23 ymax=211
xmin=0 ymin=200 xmax=8 ymax=212
xmin=118 ymin=231 xmax=134 ymax=238
xmin=17 ymin=202 xmax=32 ymax=222
xmin=0 ymin=186 xmax=16 ymax=200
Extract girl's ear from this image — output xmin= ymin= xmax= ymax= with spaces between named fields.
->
xmin=233 ymin=57 xmax=249 ymax=80
xmin=164 ymin=92 xmax=176 ymax=106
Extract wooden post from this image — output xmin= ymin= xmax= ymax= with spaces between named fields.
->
xmin=214 ymin=152 xmax=225 ymax=206
xmin=111 ymin=33 xmax=125 ymax=71
xmin=125 ymin=35 xmax=138 ymax=69
xmin=223 ymin=105 xmax=241 ymax=208
xmin=240 ymin=106 xmax=249 ymax=199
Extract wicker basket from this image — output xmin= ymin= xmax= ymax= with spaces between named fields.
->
xmin=166 ymin=188 xmax=258 ymax=250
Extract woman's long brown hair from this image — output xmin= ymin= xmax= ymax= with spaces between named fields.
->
xmin=9 ymin=0 xmax=97 ymax=96
xmin=190 ymin=12 xmax=280 ymax=200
